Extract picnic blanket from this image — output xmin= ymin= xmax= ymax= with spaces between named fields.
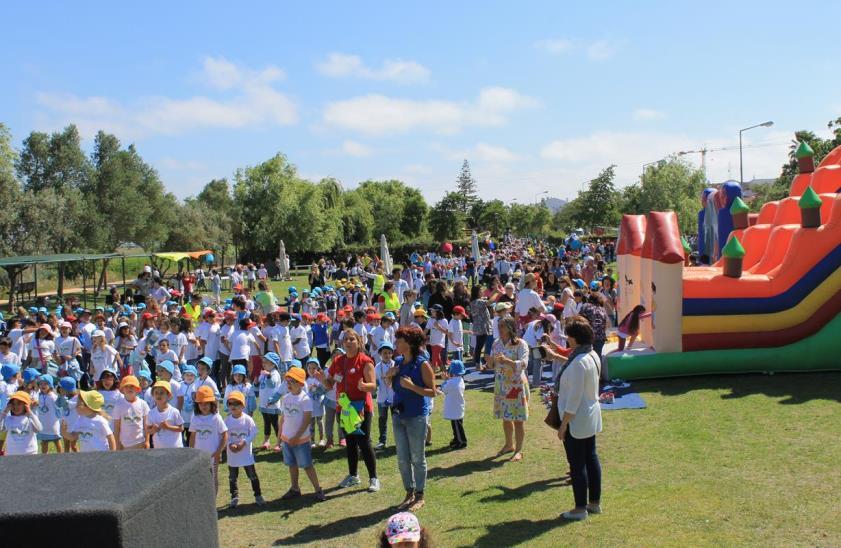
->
xmin=599 ymin=381 xmax=647 ymax=410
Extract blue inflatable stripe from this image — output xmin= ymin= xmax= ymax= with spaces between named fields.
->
xmin=683 ymin=242 xmax=841 ymax=316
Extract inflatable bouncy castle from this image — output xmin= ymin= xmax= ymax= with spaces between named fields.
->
xmin=609 ymin=142 xmax=841 ymax=378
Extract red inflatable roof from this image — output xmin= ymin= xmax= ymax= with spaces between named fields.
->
xmin=617 ymin=214 xmax=647 ymax=256
xmin=641 ymin=211 xmax=684 ymax=264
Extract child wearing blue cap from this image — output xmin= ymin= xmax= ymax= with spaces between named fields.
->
xmin=375 ymin=342 xmax=396 ymax=450
xmin=23 ymin=368 xmax=41 ymax=401
xmin=224 ymin=364 xmax=255 ymax=416
xmin=0 ymin=364 xmax=22 ymax=455
xmin=257 ymin=353 xmax=284 ymax=451
xmin=35 ymin=374 xmax=63 ymax=454
xmin=441 ymin=360 xmax=467 ymax=449
xmin=97 ymin=370 xmax=124 ymax=430
xmin=178 ymin=365 xmax=198 ymax=442
xmin=137 ymin=370 xmax=154 ymax=408
xmin=155 ymin=361 xmax=181 ymax=406
xmin=196 ymin=357 xmax=220 ymax=400
xmin=57 ymin=376 xmax=79 ymax=453
xmin=305 ymin=358 xmax=327 ymax=448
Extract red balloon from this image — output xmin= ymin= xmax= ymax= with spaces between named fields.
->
xmin=441 ymin=242 xmax=453 ymax=253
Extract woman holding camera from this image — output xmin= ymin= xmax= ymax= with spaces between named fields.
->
xmin=482 ymin=317 xmax=529 ymax=462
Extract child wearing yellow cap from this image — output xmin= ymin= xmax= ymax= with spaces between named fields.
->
xmin=112 ymin=376 xmax=150 ymax=450
xmin=189 ymin=386 xmax=228 ymax=494
xmin=0 ymin=391 xmax=43 ymax=455
xmin=67 ymin=390 xmax=116 ymax=452
xmin=279 ymin=366 xmax=326 ymax=502
xmin=224 ymin=391 xmax=264 ymax=508
xmin=146 ymin=381 xmax=185 ymax=448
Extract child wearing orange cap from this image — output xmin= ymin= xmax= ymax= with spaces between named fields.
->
xmin=0 ymin=391 xmax=42 ymax=455
xmin=224 ymin=391 xmax=264 ymax=508
xmin=146 ymin=381 xmax=184 ymax=448
xmin=68 ymin=390 xmax=116 ymax=452
xmin=189 ymin=386 xmax=228 ymax=494
xmin=279 ymin=366 xmax=326 ymax=502
xmin=112 ymin=375 xmax=150 ymax=450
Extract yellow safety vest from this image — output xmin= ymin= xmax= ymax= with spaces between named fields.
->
xmin=382 ymin=291 xmax=400 ymax=313
xmin=184 ymin=303 xmax=201 ymax=324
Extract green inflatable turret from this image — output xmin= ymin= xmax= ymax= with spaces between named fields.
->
xmin=730 ymin=196 xmax=750 ymax=230
xmin=799 ymin=186 xmax=822 ymax=228
xmin=795 ymin=141 xmax=815 ymax=174
xmin=722 ymin=236 xmax=746 ymax=278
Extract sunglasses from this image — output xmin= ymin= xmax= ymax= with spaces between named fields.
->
xmin=227 ymin=401 xmax=243 ymax=408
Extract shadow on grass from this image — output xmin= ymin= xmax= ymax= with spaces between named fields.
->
xmin=218 ymin=485 xmax=365 ymax=520
xmin=449 ymin=516 xmax=575 ymax=548
xmin=638 ymin=371 xmax=841 ymax=405
xmin=473 ymin=477 xmax=570 ymax=503
xmin=272 ymin=506 xmax=395 ymax=545
xmin=427 ymin=454 xmax=507 ymax=479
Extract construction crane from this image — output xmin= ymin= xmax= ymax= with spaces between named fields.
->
xmin=677 ymin=141 xmax=787 ymax=183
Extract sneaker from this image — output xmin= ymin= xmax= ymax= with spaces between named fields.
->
xmin=255 ymin=495 xmax=266 ymax=506
xmin=314 ymin=490 xmax=327 ymax=502
xmin=339 ymin=439 xmax=347 ymax=447
xmin=229 ymin=496 xmax=239 ymax=508
xmin=397 ymin=491 xmax=415 ymax=511
xmin=561 ymin=510 xmax=588 ymax=521
xmin=280 ymin=488 xmax=302 ymax=500
xmin=338 ymin=475 xmax=361 ymax=488
xmin=311 ymin=443 xmax=317 ymax=448
xmin=408 ymin=492 xmax=425 ymax=512
xmin=586 ymin=503 xmax=602 ymax=514
xmin=456 ymin=442 xmax=468 ymax=450
xmin=375 ymin=442 xmax=386 ymax=450
xmin=368 ymin=478 xmax=381 ymax=492
xmin=318 ymin=439 xmax=327 ymax=447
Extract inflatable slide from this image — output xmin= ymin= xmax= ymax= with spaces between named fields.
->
xmin=609 ymin=142 xmax=841 ymax=379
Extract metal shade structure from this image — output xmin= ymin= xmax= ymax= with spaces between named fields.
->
xmin=380 ymin=234 xmax=393 ymax=274
xmin=277 ymin=240 xmax=289 ymax=279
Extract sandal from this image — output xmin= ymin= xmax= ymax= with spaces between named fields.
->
xmin=280 ymin=488 xmax=301 ymax=500
xmin=509 ymin=451 xmax=524 ymax=462
xmin=397 ymin=491 xmax=415 ymax=511
xmin=495 ymin=447 xmax=515 ymax=457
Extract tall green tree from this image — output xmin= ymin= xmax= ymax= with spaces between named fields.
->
xmin=453 ymin=159 xmax=479 ymax=215
xmin=475 ymin=199 xmax=509 ymax=236
xmin=575 ymin=165 xmax=620 ymax=232
xmin=429 ymin=192 xmax=465 ymax=242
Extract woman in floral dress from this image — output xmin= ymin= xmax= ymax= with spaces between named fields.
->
xmin=482 ymin=316 xmax=529 ymax=462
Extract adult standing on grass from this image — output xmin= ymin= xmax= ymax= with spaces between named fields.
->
xmin=315 ymin=329 xmax=380 ymax=492
xmin=482 ymin=317 xmax=529 ymax=462
xmin=386 ymin=326 xmax=437 ymax=512
xmin=556 ymin=316 xmax=602 ymax=521
xmin=469 ymin=285 xmax=493 ymax=368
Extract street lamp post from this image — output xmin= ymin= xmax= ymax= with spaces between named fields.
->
xmin=739 ymin=121 xmax=774 ymax=184
xmin=534 ymin=190 xmax=548 ymax=204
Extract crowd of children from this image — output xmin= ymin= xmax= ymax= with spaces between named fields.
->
xmin=1 ymin=235 xmax=620 ymax=513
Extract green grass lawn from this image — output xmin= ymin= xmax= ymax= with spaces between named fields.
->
xmin=215 ymin=370 xmax=841 ymax=547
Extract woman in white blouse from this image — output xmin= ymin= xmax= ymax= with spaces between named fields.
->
xmin=556 ymin=315 xmax=602 ymax=521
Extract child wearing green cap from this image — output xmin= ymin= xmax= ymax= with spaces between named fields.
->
xmin=68 ymin=390 xmax=116 ymax=452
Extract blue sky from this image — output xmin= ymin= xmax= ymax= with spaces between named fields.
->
xmin=4 ymin=1 xmax=841 ymax=203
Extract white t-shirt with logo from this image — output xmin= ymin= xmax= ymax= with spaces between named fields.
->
xmin=98 ymin=390 xmax=124 ymax=428
xmin=148 ymin=404 xmax=184 ymax=448
xmin=35 ymin=391 xmax=61 ymax=437
xmin=113 ymin=397 xmax=150 ymax=447
xmin=189 ymin=413 xmax=228 ymax=454
xmin=73 ymin=414 xmax=113 ymax=452
xmin=230 ymin=330 xmax=256 ymax=361
xmin=280 ymin=391 xmax=312 ymax=443
xmin=1 ymin=413 xmax=42 ymax=455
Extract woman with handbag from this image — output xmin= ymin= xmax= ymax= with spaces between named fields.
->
xmin=481 ymin=316 xmax=529 ymax=462
xmin=555 ymin=315 xmax=603 ymax=521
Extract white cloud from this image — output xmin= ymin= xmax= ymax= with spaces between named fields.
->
xmin=340 ymin=140 xmax=373 ymax=157
xmin=158 ymin=157 xmax=207 ymax=171
xmin=35 ymin=56 xmax=297 ymax=139
xmin=587 ymin=40 xmax=617 ymax=60
xmin=534 ymin=38 xmax=573 ymax=54
xmin=322 ymin=87 xmax=538 ymax=135
xmin=316 ymin=53 xmax=430 ymax=84
xmin=633 ymin=108 xmax=666 ymax=121
xmin=475 ymin=143 xmax=520 ymax=163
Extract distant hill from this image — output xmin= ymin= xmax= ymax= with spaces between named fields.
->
xmin=543 ymin=197 xmax=568 ymax=213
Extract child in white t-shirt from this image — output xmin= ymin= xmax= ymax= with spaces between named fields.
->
xmin=146 ymin=381 xmax=184 ymax=449
xmin=97 ymin=370 xmax=124 ymax=430
xmin=305 ymin=358 xmax=326 ymax=448
xmin=189 ymin=386 xmax=228 ymax=494
xmin=374 ymin=343 xmax=396 ymax=450
xmin=57 ymin=376 xmax=79 ymax=453
xmin=448 ymin=306 xmax=469 ymax=363
xmin=224 ymin=390 xmax=264 ymax=507
xmin=0 ymin=391 xmax=42 ymax=455
xmin=69 ymin=390 xmax=116 ymax=453
xmin=441 ymin=360 xmax=467 ymax=449
xmin=224 ymin=364 xmax=255 ymax=416
xmin=112 ymin=375 xmax=150 ymax=450
xmin=34 ymin=374 xmax=62 ymax=454
xmin=257 ymin=353 xmax=285 ymax=451
xmin=138 ymin=371 xmax=154 ymax=409
xmin=279 ymin=367 xmax=325 ymax=502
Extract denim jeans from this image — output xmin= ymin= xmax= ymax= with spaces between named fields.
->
xmin=563 ymin=431 xmax=602 ymax=508
xmin=529 ymin=352 xmax=544 ymax=387
xmin=392 ymin=414 xmax=428 ymax=492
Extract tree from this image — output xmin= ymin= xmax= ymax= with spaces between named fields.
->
xmin=454 ymin=159 xmax=479 ymax=215
xmin=0 ymin=123 xmax=21 ymax=257
xmin=16 ymin=125 xmax=90 ymax=192
xmin=552 ymin=199 xmax=582 ymax=232
xmin=429 ymin=192 xmax=465 ymax=242
xmin=575 ymin=165 xmax=620 ymax=232
xmin=621 ymin=157 xmax=706 ymax=234
xmin=475 ymin=199 xmax=508 ymax=236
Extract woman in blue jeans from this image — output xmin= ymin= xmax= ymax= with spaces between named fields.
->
xmin=556 ymin=315 xmax=603 ymax=521
xmin=386 ymin=326 xmax=437 ymax=512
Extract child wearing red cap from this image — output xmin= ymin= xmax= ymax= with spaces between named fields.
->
xmin=448 ymin=306 xmax=469 ymax=364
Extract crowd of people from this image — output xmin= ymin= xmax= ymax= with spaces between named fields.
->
xmin=0 ymin=235 xmax=622 ymax=529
